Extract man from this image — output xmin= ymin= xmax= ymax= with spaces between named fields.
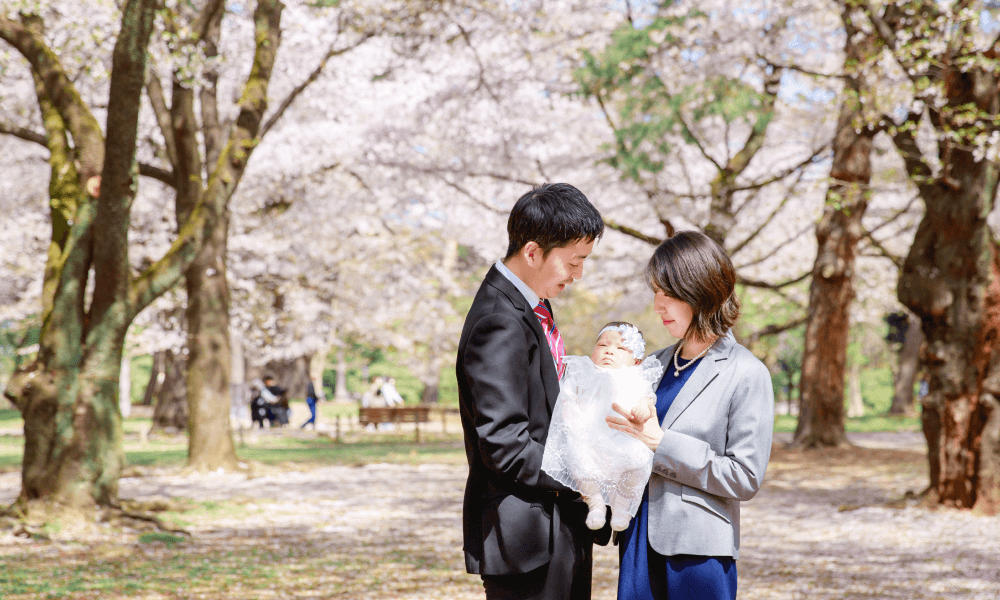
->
xmin=262 ymin=375 xmax=289 ymax=427
xmin=299 ymin=379 xmax=321 ymax=429
xmin=457 ymin=183 xmax=606 ymax=599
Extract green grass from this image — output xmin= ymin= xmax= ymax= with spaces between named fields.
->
xmin=0 ymin=362 xmax=919 ymax=473
xmin=774 ymin=413 xmax=920 ymax=433
xmin=0 ymin=547 xmax=284 ymax=599
xmin=0 ymin=433 xmax=22 ymax=470
xmin=0 ymin=407 xmax=20 ymax=429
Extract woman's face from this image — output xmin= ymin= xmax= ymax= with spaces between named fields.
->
xmin=652 ymin=287 xmax=694 ymax=340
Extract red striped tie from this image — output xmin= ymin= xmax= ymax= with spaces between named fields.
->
xmin=533 ymin=301 xmax=566 ymax=378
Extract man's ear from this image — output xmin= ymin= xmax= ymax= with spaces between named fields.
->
xmin=523 ymin=241 xmax=542 ymax=266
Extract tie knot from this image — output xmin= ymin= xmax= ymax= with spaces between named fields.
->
xmin=533 ymin=302 xmax=552 ymax=323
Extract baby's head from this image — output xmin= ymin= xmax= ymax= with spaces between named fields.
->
xmin=590 ymin=321 xmax=646 ymax=369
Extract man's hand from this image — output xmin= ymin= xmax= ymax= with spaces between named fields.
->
xmin=606 ymin=400 xmax=663 ymax=451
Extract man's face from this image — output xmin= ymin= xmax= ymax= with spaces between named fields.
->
xmin=528 ymin=237 xmax=595 ymax=299
xmin=590 ymin=330 xmax=637 ymax=369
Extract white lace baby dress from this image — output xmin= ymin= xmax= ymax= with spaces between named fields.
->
xmin=541 ymin=355 xmax=665 ymax=519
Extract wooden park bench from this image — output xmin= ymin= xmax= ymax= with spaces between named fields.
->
xmin=358 ymin=405 xmax=432 ymax=442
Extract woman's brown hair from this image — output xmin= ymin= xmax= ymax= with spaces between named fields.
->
xmin=645 ymin=230 xmax=740 ymax=341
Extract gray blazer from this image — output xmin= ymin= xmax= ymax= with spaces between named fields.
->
xmin=646 ymin=331 xmax=774 ymax=559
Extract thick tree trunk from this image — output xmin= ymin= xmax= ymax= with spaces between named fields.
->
xmin=793 ymin=47 xmax=872 ymax=447
xmin=1 ymin=0 xmax=156 ymax=514
xmin=889 ymin=311 xmax=922 ymax=416
xmin=149 ymin=350 xmax=187 ymax=433
xmin=2 ymin=0 xmax=284 ymax=517
xmin=899 ymin=174 xmax=1000 ymax=512
xmin=184 ymin=215 xmax=237 ymax=470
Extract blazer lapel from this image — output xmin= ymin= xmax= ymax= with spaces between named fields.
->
xmin=658 ymin=331 xmax=736 ymax=428
xmin=484 ymin=268 xmax=560 ymax=413
xmin=536 ymin=299 xmax=561 ymax=412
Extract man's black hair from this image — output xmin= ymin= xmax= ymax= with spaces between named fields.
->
xmin=504 ymin=183 xmax=604 ymax=259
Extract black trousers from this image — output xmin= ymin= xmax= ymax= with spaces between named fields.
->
xmin=480 ymin=507 xmax=593 ymax=600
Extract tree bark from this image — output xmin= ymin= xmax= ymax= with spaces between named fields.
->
xmin=793 ymin=8 xmax=873 ymax=447
xmin=421 ymin=381 xmax=439 ymax=405
xmin=184 ymin=213 xmax=237 ymax=469
xmin=147 ymin=0 xmax=284 ymax=470
xmin=141 ymin=351 xmax=167 ymax=406
xmin=889 ymin=310 xmax=922 ymax=416
xmin=900 ymin=198 xmax=1000 ymax=511
xmin=0 ymin=0 xmax=158 ymax=512
xmin=149 ymin=350 xmax=187 ymax=433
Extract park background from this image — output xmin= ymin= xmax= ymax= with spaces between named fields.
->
xmin=1 ymin=0 xmax=999 ymax=598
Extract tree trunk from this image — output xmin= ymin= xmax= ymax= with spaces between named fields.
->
xmin=792 ymin=21 xmax=873 ymax=446
xmin=846 ymin=360 xmax=864 ymax=418
xmin=165 ymin=0 xmax=283 ymax=470
xmin=184 ymin=214 xmax=237 ymax=470
xmin=418 ymin=355 xmax=445 ymax=404
xmin=0 ymin=0 xmax=157 ymax=514
xmin=899 ymin=175 xmax=1000 ymax=512
xmin=889 ymin=310 xmax=922 ymax=416
xmin=334 ymin=348 xmax=350 ymax=401
xmin=149 ymin=350 xmax=187 ymax=433
xmin=1 ymin=0 xmax=283 ymax=516
xmin=119 ymin=351 xmax=131 ymax=418
xmin=141 ymin=351 xmax=167 ymax=406
xmin=421 ymin=380 xmax=439 ymax=404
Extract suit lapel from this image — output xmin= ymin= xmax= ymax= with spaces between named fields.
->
xmin=484 ymin=268 xmax=560 ymax=413
xmin=538 ymin=300 xmax=560 ymax=412
xmin=658 ymin=331 xmax=736 ymax=428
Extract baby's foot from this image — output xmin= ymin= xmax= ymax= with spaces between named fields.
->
xmin=585 ymin=507 xmax=606 ymax=530
xmin=609 ymin=510 xmax=631 ymax=532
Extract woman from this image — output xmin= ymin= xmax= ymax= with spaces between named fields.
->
xmin=607 ymin=230 xmax=774 ymax=600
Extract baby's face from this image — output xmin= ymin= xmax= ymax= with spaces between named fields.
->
xmin=590 ymin=330 xmax=638 ymax=369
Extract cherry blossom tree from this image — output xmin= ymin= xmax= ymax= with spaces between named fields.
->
xmin=859 ymin=0 xmax=1000 ymax=512
xmin=0 ymin=0 xmax=283 ymax=514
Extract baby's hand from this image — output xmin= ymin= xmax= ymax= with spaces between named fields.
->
xmin=631 ymin=402 xmax=651 ymax=422
xmin=633 ymin=393 xmax=656 ymax=422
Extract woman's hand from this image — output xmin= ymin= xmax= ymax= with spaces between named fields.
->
xmin=607 ymin=401 xmax=663 ymax=451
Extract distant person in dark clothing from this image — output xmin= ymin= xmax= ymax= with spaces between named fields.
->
xmin=300 ymin=379 xmax=321 ymax=429
xmin=263 ymin=375 xmax=289 ymax=426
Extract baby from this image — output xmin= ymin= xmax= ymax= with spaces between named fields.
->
xmin=542 ymin=322 xmax=664 ymax=531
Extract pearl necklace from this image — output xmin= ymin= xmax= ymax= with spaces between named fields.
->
xmin=672 ymin=340 xmax=712 ymax=377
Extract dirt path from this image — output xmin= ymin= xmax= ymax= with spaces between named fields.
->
xmin=3 ymin=432 xmax=998 ymax=598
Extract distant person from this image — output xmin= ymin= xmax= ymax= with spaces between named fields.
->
xmin=263 ymin=375 xmax=289 ymax=427
xmin=250 ymin=379 xmax=278 ymax=428
xmin=379 ymin=377 xmax=404 ymax=406
xmin=299 ymin=379 xmax=321 ymax=429
xmin=361 ymin=376 xmax=385 ymax=408
xmin=607 ymin=231 xmax=775 ymax=600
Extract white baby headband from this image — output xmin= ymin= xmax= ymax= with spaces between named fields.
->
xmin=597 ymin=323 xmax=646 ymax=359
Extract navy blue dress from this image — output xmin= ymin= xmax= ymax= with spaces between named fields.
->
xmin=617 ymin=355 xmax=738 ymax=600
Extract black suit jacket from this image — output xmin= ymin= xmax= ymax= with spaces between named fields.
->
xmin=457 ymin=266 xmax=600 ymax=576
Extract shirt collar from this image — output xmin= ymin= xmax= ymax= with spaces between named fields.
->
xmin=494 ymin=260 xmax=541 ymax=308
